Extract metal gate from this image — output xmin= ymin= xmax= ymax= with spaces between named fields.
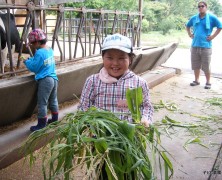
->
xmin=0 ymin=1 xmax=143 ymax=76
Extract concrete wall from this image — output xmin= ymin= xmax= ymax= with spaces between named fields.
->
xmin=0 ymin=60 xmax=103 ymax=126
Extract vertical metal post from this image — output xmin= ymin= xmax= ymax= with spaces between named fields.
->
xmin=68 ymin=12 xmax=72 ymax=60
xmin=93 ymin=11 xmax=103 ymax=54
xmin=62 ymin=10 xmax=65 ymax=61
xmin=89 ymin=12 xmax=92 ymax=56
xmin=73 ymin=8 xmax=85 ymax=58
xmin=0 ymin=35 xmax=2 ymax=73
xmin=17 ymin=3 xmax=35 ymax=69
xmin=84 ymin=11 xmax=87 ymax=57
xmin=6 ymin=8 xmax=14 ymax=73
xmin=124 ymin=13 xmax=130 ymax=36
xmin=42 ymin=9 xmax=46 ymax=32
xmin=112 ymin=12 xmax=118 ymax=34
xmin=139 ymin=0 xmax=143 ymax=13
xmin=52 ymin=4 xmax=64 ymax=61
xmin=137 ymin=0 xmax=143 ymax=47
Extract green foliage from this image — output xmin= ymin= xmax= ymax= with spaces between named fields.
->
xmin=159 ymin=0 xmax=197 ymax=17
xmin=158 ymin=16 xmax=176 ymax=35
xmin=143 ymin=1 xmax=170 ymax=31
xmin=157 ymin=14 xmax=187 ymax=33
xmin=173 ymin=15 xmax=187 ymax=30
xmin=141 ymin=19 xmax=150 ymax=32
xmin=24 ymin=108 xmax=173 ymax=179
xmin=63 ymin=0 xmax=222 ymax=32
xmin=65 ymin=0 xmax=105 ymax=9
xmin=143 ymin=0 xmax=222 ymax=32
xmin=65 ymin=0 xmax=137 ymax=11
xmin=208 ymin=0 xmax=222 ymax=17
xmin=206 ymin=97 xmax=222 ymax=108
xmin=126 ymin=87 xmax=143 ymax=123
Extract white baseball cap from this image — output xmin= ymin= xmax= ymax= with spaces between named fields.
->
xmin=101 ymin=33 xmax=132 ymax=53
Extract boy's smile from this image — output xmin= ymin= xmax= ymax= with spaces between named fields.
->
xmin=103 ymin=49 xmax=131 ymax=79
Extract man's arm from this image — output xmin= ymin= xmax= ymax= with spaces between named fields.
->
xmin=207 ymin=28 xmax=222 ymax=41
xmin=186 ymin=26 xmax=194 ymax=39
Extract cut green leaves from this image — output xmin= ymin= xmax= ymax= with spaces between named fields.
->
xmin=126 ymin=87 xmax=143 ymax=123
xmin=154 ymin=100 xmax=178 ymax=111
xmin=24 ymin=107 xmax=173 ymax=180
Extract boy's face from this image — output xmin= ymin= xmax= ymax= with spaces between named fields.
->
xmin=103 ymin=49 xmax=131 ymax=79
xmin=30 ymin=41 xmax=41 ymax=49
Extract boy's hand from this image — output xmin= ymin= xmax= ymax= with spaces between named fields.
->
xmin=19 ymin=56 xmax=25 ymax=61
xmin=141 ymin=118 xmax=149 ymax=127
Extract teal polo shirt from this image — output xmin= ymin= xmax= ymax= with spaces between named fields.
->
xmin=186 ymin=13 xmax=222 ymax=48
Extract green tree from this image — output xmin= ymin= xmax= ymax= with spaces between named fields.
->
xmin=208 ymin=0 xmax=222 ymax=17
xmin=142 ymin=19 xmax=150 ymax=32
xmin=64 ymin=0 xmax=222 ymax=32
xmin=143 ymin=1 xmax=170 ymax=31
xmin=66 ymin=0 xmax=138 ymax=11
xmin=159 ymin=0 xmax=222 ymax=17
xmin=159 ymin=0 xmax=197 ymax=17
xmin=143 ymin=0 xmax=222 ymax=32
xmin=158 ymin=15 xmax=176 ymax=34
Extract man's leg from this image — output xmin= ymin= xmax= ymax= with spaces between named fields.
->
xmin=194 ymin=69 xmax=200 ymax=83
xmin=190 ymin=47 xmax=201 ymax=86
xmin=201 ymin=48 xmax=212 ymax=89
xmin=205 ymin=72 xmax=211 ymax=84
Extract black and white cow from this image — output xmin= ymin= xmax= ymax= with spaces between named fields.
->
xmin=0 ymin=12 xmax=20 ymax=73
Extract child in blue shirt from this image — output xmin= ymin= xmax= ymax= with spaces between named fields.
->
xmin=22 ymin=29 xmax=59 ymax=132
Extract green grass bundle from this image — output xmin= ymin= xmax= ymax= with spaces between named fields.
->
xmin=24 ymin=87 xmax=173 ymax=179
xmin=24 ymin=107 xmax=173 ymax=180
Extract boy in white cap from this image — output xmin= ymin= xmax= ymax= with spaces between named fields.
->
xmin=78 ymin=33 xmax=153 ymax=127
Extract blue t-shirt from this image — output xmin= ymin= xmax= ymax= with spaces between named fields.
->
xmin=186 ymin=13 xmax=222 ymax=48
xmin=24 ymin=47 xmax=58 ymax=81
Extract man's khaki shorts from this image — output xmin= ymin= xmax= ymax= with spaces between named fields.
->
xmin=191 ymin=47 xmax=212 ymax=73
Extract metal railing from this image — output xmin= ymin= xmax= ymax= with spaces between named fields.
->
xmin=0 ymin=2 xmax=143 ymax=77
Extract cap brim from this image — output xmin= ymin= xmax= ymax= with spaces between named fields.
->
xmin=101 ymin=46 xmax=131 ymax=53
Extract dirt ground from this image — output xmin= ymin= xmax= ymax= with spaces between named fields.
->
xmin=0 ymin=70 xmax=221 ymax=180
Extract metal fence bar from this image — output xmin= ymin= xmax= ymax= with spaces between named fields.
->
xmin=6 ymin=8 xmax=14 ymax=73
xmin=17 ymin=9 xmax=34 ymax=68
xmin=68 ymin=12 xmax=72 ymax=60
xmin=62 ymin=10 xmax=65 ymax=61
xmin=0 ymin=35 xmax=2 ymax=73
xmin=0 ymin=3 xmax=143 ymax=77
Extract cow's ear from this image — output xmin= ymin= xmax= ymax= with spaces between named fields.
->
xmin=0 ymin=26 xmax=7 ymax=49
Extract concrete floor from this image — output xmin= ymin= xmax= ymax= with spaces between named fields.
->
xmin=151 ymin=72 xmax=222 ymax=180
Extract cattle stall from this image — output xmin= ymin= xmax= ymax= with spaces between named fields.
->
xmin=0 ymin=0 xmax=143 ymax=77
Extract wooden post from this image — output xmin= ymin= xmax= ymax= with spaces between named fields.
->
xmin=139 ymin=0 xmax=143 ymax=13
xmin=33 ymin=0 xmax=41 ymax=29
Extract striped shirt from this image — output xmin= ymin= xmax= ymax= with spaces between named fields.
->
xmin=78 ymin=71 xmax=153 ymax=123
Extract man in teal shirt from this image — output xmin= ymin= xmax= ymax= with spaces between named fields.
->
xmin=186 ymin=1 xmax=222 ymax=89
